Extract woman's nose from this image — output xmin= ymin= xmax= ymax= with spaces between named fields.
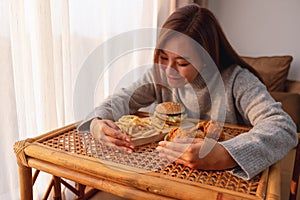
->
xmin=166 ymin=60 xmax=176 ymax=70
xmin=165 ymin=61 xmax=178 ymax=74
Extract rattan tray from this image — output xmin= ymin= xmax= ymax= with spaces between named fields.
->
xmin=14 ymin=121 xmax=280 ymax=200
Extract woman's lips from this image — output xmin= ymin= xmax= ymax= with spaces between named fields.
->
xmin=167 ymin=75 xmax=183 ymax=81
xmin=166 ymin=74 xmax=187 ymax=88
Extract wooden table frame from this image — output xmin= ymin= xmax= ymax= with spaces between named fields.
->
xmin=14 ymin=122 xmax=284 ymax=200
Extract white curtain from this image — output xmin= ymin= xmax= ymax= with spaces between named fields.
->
xmin=0 ymin=0 xmax=181 ymax=199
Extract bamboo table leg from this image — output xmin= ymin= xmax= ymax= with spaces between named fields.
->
xmin=53 ymin=176 xmax=62 ymax=200
xmin=18 ymin=165 xmax=33 ymax=200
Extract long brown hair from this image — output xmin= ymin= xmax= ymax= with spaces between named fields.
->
xmin=154 ymin=4 xmax=259 ymax=77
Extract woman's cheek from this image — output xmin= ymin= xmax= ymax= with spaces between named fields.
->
xmin=178 ymin=70 xmax=191 ymax=81
xmin=183 ymin=68 xmax=198 ymax=82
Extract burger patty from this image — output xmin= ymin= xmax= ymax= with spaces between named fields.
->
xmin=154 ymin=112 xmax=182 ymax=122
xmin=154 ymin=112 xmax=186 ymax=127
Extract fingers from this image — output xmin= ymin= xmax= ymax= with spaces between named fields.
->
xmin=109 ymin=136 xmax=135 ymax=150
xmin=162 ymin=154 xmax=194 ymax=168
xmin=104 ymin=120 xmax=122 ymax=131
xmin=158 ymin=140 xmax=201 ymax=153
xmin=91 ymin=118 xmax=135 ymax=153
xmin=157 ymin=146 xmax=199 ymax=168
xmin=92 ymin=119 xmax=126 ymax=139
xmin=156 ymin=140 xmax=204 ymax=168
xmin=157 ymin=141 xmax=238 ymax=170
xmin=172 ymin=138 xmax=203 ymax=144
xmin=98 ymin=133 xmax=135 ymax=153
xmin=97 ymin=132 xmax=134 ymax=148
xmin=157 ymin=151 xmax=177 ymax=163
xmin=157 ymin=141 xmax=196 ymax=164
xmin=99 ymin=138 xmax=134 ymax=153
xmin=101 ymin=120 xmax=130 ymax=140
xmin=157 ymin=145 xmax=185 ymax=160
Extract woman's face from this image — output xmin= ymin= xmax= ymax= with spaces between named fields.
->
xmin=158 ymin=35 xmax=203 ymax=88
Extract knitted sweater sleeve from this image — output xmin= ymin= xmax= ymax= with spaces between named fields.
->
xmin=77 ymin=69 xmax=158 ymax=132
xmin=220 ymin=69 xmax=298 ymax=180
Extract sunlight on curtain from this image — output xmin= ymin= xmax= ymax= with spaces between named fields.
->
xmin=68 ymin=0 xmax=159 ymax=115
xmin=0 ymin=0 xmax=20 ymax=198
xmin=1 ymin=0 xmax=162 ymax=199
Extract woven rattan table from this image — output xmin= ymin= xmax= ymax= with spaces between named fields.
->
xmin=14 ymin=121 xmax=281 ymax=200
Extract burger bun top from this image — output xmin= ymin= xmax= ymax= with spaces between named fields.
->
xmin=155 ymin=102 xmax=185 ymax=115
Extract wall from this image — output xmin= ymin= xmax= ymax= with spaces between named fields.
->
xmin=208 ymin=0 xmax=300 ymax=81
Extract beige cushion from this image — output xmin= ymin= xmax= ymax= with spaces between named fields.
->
xmin=242 ymin=56 xmax=293 ymax=92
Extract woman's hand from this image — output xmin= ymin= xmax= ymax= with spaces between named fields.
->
xmin=90 ymin=118 xmax=135 ymax=153
xmin=156 ymin=138 xmax=237 ymax=170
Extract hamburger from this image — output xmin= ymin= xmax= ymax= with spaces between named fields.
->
xmin=153 ymin=102 xmax=186 ymax=127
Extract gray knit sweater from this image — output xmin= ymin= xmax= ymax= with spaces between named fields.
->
xmin=78 ymin=65 xmax=297 ymax=180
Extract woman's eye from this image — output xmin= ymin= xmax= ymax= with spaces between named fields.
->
xmin=160 ymin=56 xmax=168 ymax=60
xmin=177 ymin=62 xmax=189 ymax=67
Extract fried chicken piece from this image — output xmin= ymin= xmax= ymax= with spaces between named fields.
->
xmin=203 ymin=120 xmax=225 ymax=141
xmin=167 ymin=120 xmax=225 ymax=142
xmin=168 ymin=127 xmax=205 ymax=142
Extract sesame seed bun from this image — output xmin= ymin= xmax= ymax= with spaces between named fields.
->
xmin=155 ymin=102 xmax=185 ymax=115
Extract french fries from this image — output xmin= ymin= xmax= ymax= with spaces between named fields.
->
xmin=115 ymin=115 xmax=161 ymax=138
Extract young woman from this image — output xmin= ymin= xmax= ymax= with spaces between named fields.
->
xmin=78 ymin=4 xmax=297 ymax=180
